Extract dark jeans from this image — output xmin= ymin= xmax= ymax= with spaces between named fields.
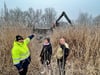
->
xmin=19 ymin=67 xmax=28 ymax=75
xmin=57 ymin=57 xmax=66 ymax=75
xmin=18 ymin=56 xmax=31 ymax=75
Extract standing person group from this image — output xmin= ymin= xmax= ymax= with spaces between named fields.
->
xmin=11 ymin=34 xmax=70 ymax=75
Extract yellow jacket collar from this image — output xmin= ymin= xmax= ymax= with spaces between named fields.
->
xmin=14 ymin=40 xmax=24 ymax=46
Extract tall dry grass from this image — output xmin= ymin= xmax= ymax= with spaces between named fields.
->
xmin=0 ymin=25 xmax=100 ymax=75
xmin=51 ymin=25 xmax=100 ymax=75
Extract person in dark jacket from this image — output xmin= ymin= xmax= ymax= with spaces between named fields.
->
xmin=40 ymin=37 xmax=52 ymax=74
xmin=12 ymin=34 xmax=34 ymax=75
xmin=56 ymin=37 xmax=70 ymax=75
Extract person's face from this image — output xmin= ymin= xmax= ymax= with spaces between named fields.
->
xmin=18 ymin=39 xmax=24 ymax=43
xmin=44 ymin=39 xmax=49 ymax=44
xmin=59 ymin=38 xmax=65 ymax=45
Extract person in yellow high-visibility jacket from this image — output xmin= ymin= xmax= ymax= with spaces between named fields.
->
xmin=12 ymin=34 xmax=34 ymax=75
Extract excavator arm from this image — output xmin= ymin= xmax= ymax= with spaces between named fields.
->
xmin=56 ymin=11 xmax=72 ymax=26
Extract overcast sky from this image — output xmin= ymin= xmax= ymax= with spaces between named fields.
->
xmin=0 ymin=0 xmax=100 ymax=20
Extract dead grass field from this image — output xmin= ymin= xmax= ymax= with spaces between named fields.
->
xmin=0 ymin=25 xmax=100 ymax=75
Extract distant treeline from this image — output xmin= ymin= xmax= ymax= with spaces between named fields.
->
xmin=0 ymin=3 xmax=100 ymax=27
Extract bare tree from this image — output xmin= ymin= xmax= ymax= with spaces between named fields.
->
xmin=76 ymin=12 xmax=92 ymax=25
xmin=4 ymin=2 xmax=9 ymax=23
xmin=93 ymin=15 xmax=100 ymax=26
xmin=25 ymin=8 xmax=36 ymax=27
xmin=43 ymin=8 xmax=56 ymax=27
xmin=9 ymin=8 xmax=23 ymax=25
xmin=0 ymin=8 xmax=4 ymax=25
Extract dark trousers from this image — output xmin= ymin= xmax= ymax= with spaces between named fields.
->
xmin=40 ymin=55 xmax=51 ymax=65
xmin=18 ymin=56 xmax=31 ymax=75
xmin=57 ymin=57 xmax=66 ymax=75
xmin=19 ymin=67 xmax=28 ymax=75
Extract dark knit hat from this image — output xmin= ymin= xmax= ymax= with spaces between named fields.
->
xmin=16 ymin=35 xmax=23 ymax=41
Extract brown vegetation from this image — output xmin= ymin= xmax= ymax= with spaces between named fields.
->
xmin=0 ymin=25 xmax=100 ymax=75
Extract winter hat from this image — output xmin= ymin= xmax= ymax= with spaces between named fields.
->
xmin=16 ymin=35 xmax=23 ymax=41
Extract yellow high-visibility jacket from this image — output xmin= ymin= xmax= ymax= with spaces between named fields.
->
xmin=12 ymin=38 xmax=30 ymax=65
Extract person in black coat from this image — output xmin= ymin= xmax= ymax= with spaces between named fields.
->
xmin=56 ymin=37 xmax=70 ymax=75
xmin=40 ymin=37 xmax=52 ymax=74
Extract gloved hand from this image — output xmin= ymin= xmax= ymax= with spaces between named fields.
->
xmin=28 ymin=34 xmax=35 ymax=40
